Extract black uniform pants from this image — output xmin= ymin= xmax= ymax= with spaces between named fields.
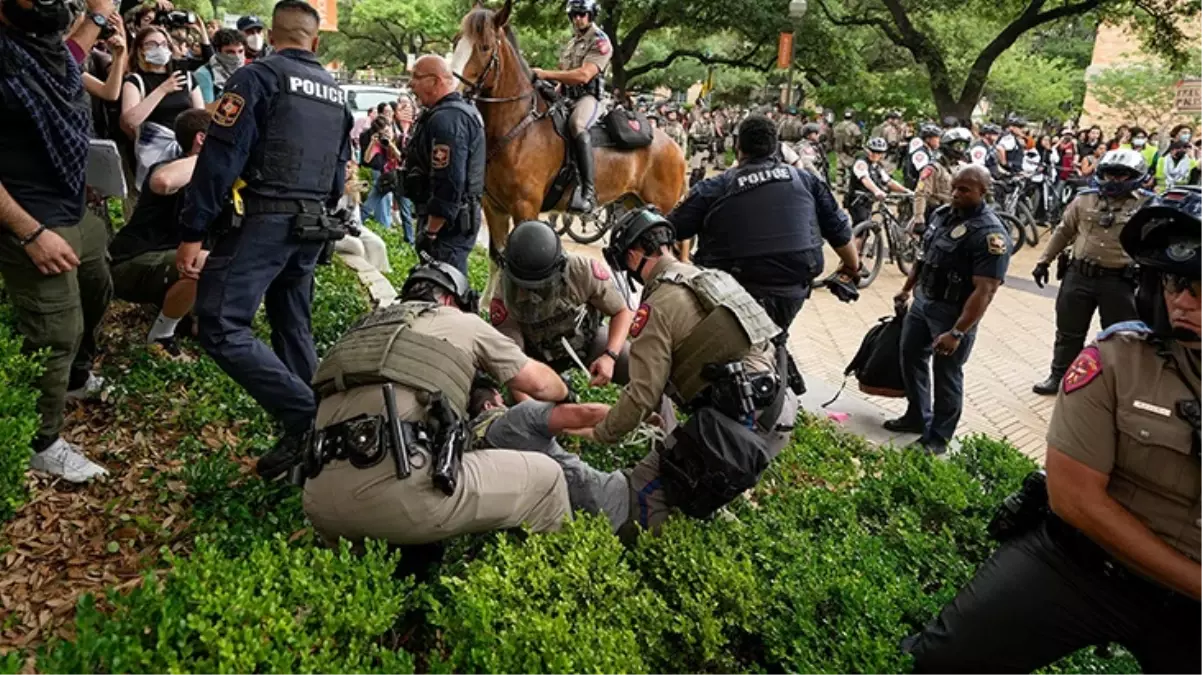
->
xmin=904 ymin=520 xmax=1201 ymax=674
xmin=1049 ymin=267 xmax=1138 ymax=378
xmin=749 ymin=289 xmax=810 ymax=339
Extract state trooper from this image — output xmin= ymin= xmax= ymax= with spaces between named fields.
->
xmin=911 ymin=127 xmax=971 ymax=231
xmin=845 ymin=136 xmax=911 ymax=227
xmin=887 ymin=165 xmax=1011 ymax=455
xmin=302 ymin=262 xmax=574 ymax=546
xmin=969 ymin=123 xmax=1003 ymax=178
xmin=491 ymin=220 xmax=635 ymax=386
xmin=870 ymin=110 xmax=905 ymax=171
xmin=177 ymin=0 xmax=353 ymax=479
xmin=903 ymin=123 xmax=942 ymax=190
xmin=662 ymin=108 xmax=688 ymax=152
xmin=687 ymin=109 xmax=718 ymax=187
xmin=904 ymin=187 xmax=1201 ymax=673
xmin=404 ymin=55 xmax=485 ymax=275
xmin=584 ymin=207 xmax=800 ymax=532
xmin=777 ymin=106 xmax=804 ymax=143
xmin=832 ymin=109 xmax=863 ymax=185
xmin=1031 ymin=149 xmax=1152 ymax=395
xmin=795 ymin=122 xmax=828 ymax=182
xmin=996 ymin=115 xmax=1028 ymax=173
xmin=531 ymin=0 xmax=611 ymax=213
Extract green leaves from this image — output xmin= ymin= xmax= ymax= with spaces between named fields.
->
xmin=0 ymin=297 xmax=45 ymax=522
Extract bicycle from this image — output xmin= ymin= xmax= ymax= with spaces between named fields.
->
xmin=546 ymin=203 xmax=617 ymax=245
xmin=849 ymin=192 xmax=919 ymax=289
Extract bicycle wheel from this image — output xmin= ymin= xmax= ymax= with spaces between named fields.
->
xmin=894 ymin=224 xmax=918 ymax=277
xmin=851 ymin=219 xmax=884 ymax=288
xmin=997 ymin=211 xmax=1026 ymax=254
xmin=565 ymin=204 xmax=613 ymax=244
xmin=1018 ymin=202 xmax=1040 ymax=247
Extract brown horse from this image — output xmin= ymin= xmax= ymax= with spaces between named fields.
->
xmin=450 ymin=0 xmax=686 ymax=258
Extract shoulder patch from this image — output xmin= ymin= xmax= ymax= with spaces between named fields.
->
xmin=213 ymin=92 xmax=246 ymax=127
xmin=630 ymin=303 xmax=651 ymax=338
xmin=919 ymin=164 xmax=934 ymax=180
xmin=591 ymin=258 xmax=611 ymax=281
xmin=431 ymin=143 xmax=451 ymax=170
xmin=1063 ymin=346 xmax=1102 ymax=394
xmin=986 ymin=232 xmax=1007 ymax=255
xmin=1097 ymin=320 xmax=1151 ymax=342
xmin=595 ymin=35 xmax=611 ymax=55
xmin=489 ymin=298 xmax=508 ymax=326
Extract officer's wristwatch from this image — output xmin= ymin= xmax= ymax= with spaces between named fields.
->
xmin=603 ymin=349 xmax=620 ymax=362
xmin=950 ymin=328 xmax=966 ymax=341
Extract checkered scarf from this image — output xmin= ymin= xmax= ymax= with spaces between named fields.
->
xmin=0 ymin=31 xmax=91 ymax=194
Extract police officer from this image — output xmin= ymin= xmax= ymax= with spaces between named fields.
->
xmin=832 ymin=109 xmax=863 ymax=185
xmin=969 ymin=123 xmax=1003 ymax=178
xmin=1031 ymin=149 xmax=1151 ymax=395
xmin=795 ymin=122 xmax=828 ymax=182
xmin=662 ymin=108 xmax=688 ymax=152
xmin=887 ymin=165 xmax=1011 ymax=455
xmin=530 ymin=0 xmax=611 ymax=213
xmin=404 ymin=55 xmax=485 ymax=275
xmin=845 ymin=137 xmax=910 ymax=226
xmin=491 ymin=220 xmax=635 ymax=386
xmin=996 ymin=115 xmax=1027 ymax=173
xmin=778 ymin=106 xmax=804 ymax=143
xmin=668 ymin=114 xmax=858 ymax=339
xmin=586 ymin=207 xmax=800 ymax=532
xmin=911 ymin=127 xmax=971 ymax=230
xmin=302 ymin=262 xmax=575 ymax=546
xmin=870 ymin=110 xmax=904 ymax=165
xmin=903 ymin=187 xmax=1201 ymax=673
xmin=904 ymin=123 xmax=942 ymax=189
xmin=177 ymin=0 xmax=353 ymax=479
xmin=688 ymin=110 xmax=718 ymax=187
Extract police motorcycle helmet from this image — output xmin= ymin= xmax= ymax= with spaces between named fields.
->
xmin=604 ymin=206 xmax=675 ymax=283
xmin=1120 ymin=187 xmax=1201 ymax=341
xmin=918 ymin=123 xmax=941 ymax=140
xmin=1094 ymin=149 xmax=1148 ymax=198
xmin=401 ymin=260 xmax=480 ymax=314
xmin=865 ymin=136 xmax=889 ymax=154
xmin=566 ymin=0 xmax=599 ymax=18
xmin=940 ymin=127 xmax=973 ymax=161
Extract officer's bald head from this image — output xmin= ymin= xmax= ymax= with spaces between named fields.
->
xmin=270 ymin=0 xmax=320 ymax=52
xmin=951 ymin=164 xmax=991 ymax=210
xmin=412 ymin=55 xmax=457 ymax=106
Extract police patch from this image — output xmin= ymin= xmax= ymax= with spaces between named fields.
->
xmin=213 ymin=93 xmax=245 ymax=127
xmin=591 ymin=259 xmax=611 ymax=281
xmin=597 ymin=37 xmax=611 ymax=55
xmin=986 ymin=232 xmax=1007 ymax=255
xmin=432 ymin=144 xmax=451 ymax=170
xmin=1063 ymin=346 xmax=1101 ymax=394
xmin=630 ymin=303 xmax=651 ymax=338
xmin=489 ymin=298 xmax=508 ymax=326
xmin=919 ymin=164 xmax=935 ymax=180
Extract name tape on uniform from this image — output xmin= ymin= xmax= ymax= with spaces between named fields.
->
xmin=735 ymin=166 xmax=792 ymax=189
xmin=1133 ymin=400 xmax=1173 ymax=417
xmin=287 ymin=76 xmax=348 ymax=106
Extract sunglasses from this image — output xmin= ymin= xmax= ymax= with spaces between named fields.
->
xmin=1162 ymin=273 xmax=1201 ymax=299
xmin=568 ymin=10 xmax=588 ymax=17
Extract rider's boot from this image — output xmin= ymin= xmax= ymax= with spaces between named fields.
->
xmin=569 ymin=132 xmax=597 ymax=213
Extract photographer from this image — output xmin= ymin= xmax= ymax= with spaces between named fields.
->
xmin=81 ymin=12 xmax=128 ymax=106
xmin=361 ymin=116 xmax=401 ymax=229
xmin=108 ymin=109 xmax=211 ymax=356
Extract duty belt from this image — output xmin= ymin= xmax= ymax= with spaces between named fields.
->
xmin=1070 ymin=258 xmax=1136 ymax=280
xmin=306 ymin=414 xmax=427 ymax=479
xmin=244 ymin=197 xmax=325 ymax=216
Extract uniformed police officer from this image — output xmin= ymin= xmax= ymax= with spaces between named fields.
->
xmin=870 ymin=110 xmax=905 ymax=172
xmin=968 ymin=123 xmax=1004 ymax=178
xmin=911 ymin=127 xmax=971 ymax=231
xmin=587 ymin=207 xmax=800 ymax=532
xmin=302 ymin=262 xmax=575 ymax=547
xmin=903 ymin=187 xmax=1201 ymax=673
xmin=404 ymin=55 xmax=486 ymax=275
xmin=668 ymin=114 xmax=858 ymax=340
xmin=530 ymin=0 xmax=611 ymax=213
xmin=777 ymin=106 xmax=804 ymax=144
xmin=904 ymin=124 xmax=942 ymax=189
xmin=996 ymin=115 xmax=1027 ymax=173
xmin=688 ymin=110 xmax=718 ymax=187
xmin=662 ymin=108 xmax=688 ymax=152
xmin=490 ymin=220 xmax=635 ymax=386
xmin=845 ymin=137 xmax=911 ymax=226
xmin=177 ymin=0 xmax=353 ymax=479
xmin=832 ymin=109 xmax=863 ymax=186
xmin=887 ymin=165 xmax=1011 ymax=455
xmin=794 ymin=122 xmax=828 ymax=183
xmin=1031 ymin=149 xmax=1151 ymax=395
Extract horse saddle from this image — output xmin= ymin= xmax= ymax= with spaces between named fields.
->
xmin=539 ymin=99 xmax=654 ymax=211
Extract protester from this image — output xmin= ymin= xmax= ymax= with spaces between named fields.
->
xmin=193 ymin=28 xmax=245 ymax=103
xmin=237 ymin=14 xmax=272 ymax=60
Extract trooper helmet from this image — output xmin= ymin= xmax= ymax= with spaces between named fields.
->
xmin=1096 ymin=149 xmax=1148 ymax=198
xmin=401 ymin=260 xmax=479 ymax=313
xmin=919 ymin=123 xmax=941 ymax=140
xmin=843 ymin=108 xmax=855 ymax=119
xmin=865 ymin=136 xmax=889 ymax=153
xmin=980 ymin=123 xmax=1002 ymax=136
xmin=1120 ymin=187 xmax=1201 ymax=339
xmin=886 ymin=110 xmax=902 ymax=120
xmin=565 ymin=0 xmax=598 ymax=18
xmin=503 ymin=221 xmax=566 ymax=289
xmin=604 ymin=206 xmax=675 ymax=276
xmin=940 ymin=127 xmax=973 ymax=160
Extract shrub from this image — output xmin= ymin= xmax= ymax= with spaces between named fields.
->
xmin=0 ymin=303 xmax=44 ymax=521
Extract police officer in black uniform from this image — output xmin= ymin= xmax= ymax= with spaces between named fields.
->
xmin=177 ymin=0 xmax=353 ymax=479
xmin=404 ymin=55 xmax=486 ymax=275
xmin=969 ymin=123 xmax=1004 ymax=178
xmin=667 ymin=114 xmax=858 ymax=339
xmin=904 ymin=124 xmax=941 ymax=190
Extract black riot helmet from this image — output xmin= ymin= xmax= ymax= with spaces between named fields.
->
xmin=604 ymin=206 xmax=675 ymax=279
xmin=1120 ymin=187 xmax=1201 ymax=340
xmin=566 ymin=0 xmax=598 ymax=18
xmin=919 ymin=123 xmax=941 ymax=140
xmin=941 ymin=115 xmax=958 ymax=129
xmin=401 ymin=260 xmax=479 ymax=313
xmin=503 ymin=220 xmax=566 ymax=289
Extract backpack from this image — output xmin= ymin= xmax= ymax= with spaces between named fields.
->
xmin=844 ymin=306 xmax=907 ymax=398
xmin=603 ymin=107 xmax=654 ymax=149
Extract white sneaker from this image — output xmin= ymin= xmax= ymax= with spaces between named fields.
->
xmin=66 ymin=373 xmax=107 ymax=401
xmin=29 ymin=438 xmax=109 ymax=483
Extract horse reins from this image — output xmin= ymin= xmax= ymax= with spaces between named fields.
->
xmin=454 ymin=36 xmax=548 ymax=160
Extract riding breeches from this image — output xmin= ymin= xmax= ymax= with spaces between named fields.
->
xmin=569 ymin=95 xmax=602 ymax=136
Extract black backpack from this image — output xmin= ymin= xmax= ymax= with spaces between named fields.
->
xmin=844 ymin=306 xmax=907 ymax=398
xmin=603 ymin=108 xmax=654 ymax=149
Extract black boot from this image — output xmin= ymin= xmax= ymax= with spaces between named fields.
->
xmin=257 ymin=430 xmax=307 ymax=480
xmin=569 ymin=132 xmax=597 ymax=213
xmin=1032 ymin=374 xmax=1062 ymax=395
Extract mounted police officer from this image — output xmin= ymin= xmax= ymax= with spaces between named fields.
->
xmin=795 ymin=122 xmax=828 ymax=182
xmin=177 ymin=0 xmax=353 ymax=479
xmin=911 ymin=127 xmax=971 ymax=231
xmin=969 ymin=123 xmax=1003 ymax=178
xmin=832 ymin=109 xmax=863 ymax=185
xmin=1031 ymin=149 xmax=1152 ymax=395
xmin=904 ymin=123 xmax=942 ymax=189
xmin=888 ymin=165 xmax=1011 ymax=455
xmin=491 ymin=220 xmax=635 ymax=386
xmin=996 ymin=115 xmax=1027 ymax=173
xmin=530 ymin=0 xmax=611 ymax=213
xmin=585 ymin=207 xmax=800 ymax=532
xmin=404 ymin=55 xmax=485 ymax=275
xmin=845 ymin=136 xmax=911 ymax=226
xmin=302 ymin=262 xmax=575 ymax=547
xmin=903 ymin=186 xmax=1201 ymax=673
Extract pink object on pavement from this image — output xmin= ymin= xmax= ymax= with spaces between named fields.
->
xmin=826 ymin=412 xmax=850 ymax=423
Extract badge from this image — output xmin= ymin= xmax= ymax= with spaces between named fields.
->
xmin=1062 ymin=346 xmax=1101 ymax=394
xmin=432 ymin=144 xmax=451 ymax=170
xmin=986 ymin=232 xmax=1007 ymax=255
xmin=630 ymin=303 xmax=651 ymax=338
xmin=213 ymin=93 xmax=245 ymax=127
xmin=489 ymin=298 xmax=508 ymax=326
xmin=950 ymin=224 xmax=967 ymax=239
xmin=591 ymin=259 xmax=611 ymax=281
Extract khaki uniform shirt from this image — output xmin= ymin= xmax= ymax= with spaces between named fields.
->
xmin=1038 ymin=191 xmax=1150 ymax=267
xmin=559 ymin=23 xmax=612 ymax=73
xmin=1046 ymin=332 xmax=1201 ymax=561
xmin=493 ymin=254 xmax=625 ymax=350
xmin=663 ymin=121 xmax=687 ymax=150
xmin=593 ymin=257 xmax=774 ymax=443
xmin=315 ymin=305 xmax=530 ymax=428
xmin=913 ymin=160 xmax=953 ymax=219
xmin=833 ymin=120 xmax=862 ymax=156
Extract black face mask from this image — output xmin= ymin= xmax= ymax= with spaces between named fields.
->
xmin=2 ymin=0 xmax=74 ymax=35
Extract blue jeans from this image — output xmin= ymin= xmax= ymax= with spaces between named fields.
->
xmin=397 ymin=197 xmax=414 ymax=243
xmin=898 ymin=293 xmax=977 ymax=448
xmin=362 ymin=170 xmax=393 ymax=228
xmin=194 ymin=214 xmax=323 ymax=434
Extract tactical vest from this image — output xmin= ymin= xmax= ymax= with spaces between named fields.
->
xmin=917 ymin=206 xmax=997 ymax=307
xmin=244 ymin=54 xmax=346 ymax=200
xmin=698 ymin=160 xmax=817 ymax=261
xmin=312 ymin=302 xmax=476 ymax=415
xmin=903 ymin=144 xmax=934 ymax=188
xmin=969 ymin=140 xmax=998 ymax=173
xmin=656 ymin=266 xmax=781 ymax=405
xmin=1002 ymin=133 xmax=1024 ymax=169
xmin=404 ymin=96 xmax=486 ymax=208
xmin=846 ymin=151 xmax=888 ymax=197
xmin=503 ymin=271 xmax=601 ymax=363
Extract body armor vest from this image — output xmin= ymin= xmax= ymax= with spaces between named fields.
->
xmin=699 ymin=160 xmax=817 ymax=261
xmin=245 ymin=55 xmax=346 ymax=200
xmin=503 ymin=271 xmax=601 ymax=363
xmin=312 ymin=302 xmax=476 ymax=414
xmin=846 ymin=151 xmax=889 ymax=197
xmin=405 ymin=96 xmax=486 ymax=205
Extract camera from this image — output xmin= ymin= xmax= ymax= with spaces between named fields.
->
xmin=154 ymin=10 xmax=194 ymax=27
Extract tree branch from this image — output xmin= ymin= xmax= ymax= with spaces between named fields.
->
xmin=618 ymin=12 xmax=668 ymax=64
xmin=812 ymin=0 xmax=902 ymax=43
xmin=624 ymin=39 xmax=772 ymax=81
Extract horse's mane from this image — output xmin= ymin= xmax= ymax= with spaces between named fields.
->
xmin=459 ymin=6 xmax=534 ymax=84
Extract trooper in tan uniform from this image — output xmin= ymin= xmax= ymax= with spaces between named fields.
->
xmin=589 ymin=207 xmax=800 ymax=532
xmin=832 ymin=109 xmax=862 ymax=185
xmin=687 ymin=110 xmax=719 ymax=187
xmin=904 ymin=186 xmax=1201 ymax=673
xmin=1031 ymin=149 xmax=1152 ymax=395
xmin=302 ymin=262 xmax=573 ymax=546
xmin=531 ymin=0 xmax=611 ymax=213
xmin=491 ymin=220 xmax=634 ymax=385
xmin=909 ymin=127 xmax=965 ymax=231
xmin=662 ymin=108 xmax=688 ymax=153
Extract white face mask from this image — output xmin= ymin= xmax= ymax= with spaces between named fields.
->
xmin=144 ymin=46 xmax=171 ymax=66
xmin=246 ymin=33 xmax=264 ymax=51
xmin=1132 ymin=136 xmax=1147 ymax=148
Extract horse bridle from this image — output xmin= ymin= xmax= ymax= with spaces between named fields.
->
xmin=453 ymin=34 xmax=546 ymax=159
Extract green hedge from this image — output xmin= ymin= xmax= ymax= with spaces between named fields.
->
xmin=0 ymin=302 xmax=44 ymax=521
